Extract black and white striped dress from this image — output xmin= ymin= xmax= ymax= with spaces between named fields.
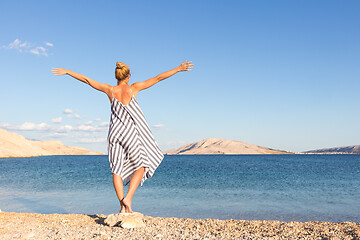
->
xmin=107 ymin=86 xmax=164 ymax=186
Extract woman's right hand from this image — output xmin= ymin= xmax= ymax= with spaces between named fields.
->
xmin=178 ymin=60 xmax=194 ymax=71
xmin=51 ymin=68 xmax=68 ymax=76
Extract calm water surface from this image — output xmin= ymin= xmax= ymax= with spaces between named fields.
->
xmin=0 ymin=154 xmax=359 ymax=222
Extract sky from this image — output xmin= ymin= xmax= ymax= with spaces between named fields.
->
xmin=0 ymin=1 xmax=359 ymax=153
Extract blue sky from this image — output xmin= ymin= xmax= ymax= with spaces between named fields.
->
xmin=0 ymin=1 xmax=359 ymax=153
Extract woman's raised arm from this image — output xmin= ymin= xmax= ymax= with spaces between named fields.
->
xmin=51 ymin=68 xmax=111 ymax=95
xmin=132 ymin=60 xmax=193 ymax=93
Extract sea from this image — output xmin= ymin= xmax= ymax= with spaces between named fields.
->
xmin=0 ymin=154 xmax=359 ymax=223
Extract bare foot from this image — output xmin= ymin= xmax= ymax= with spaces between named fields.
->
xmin=119 ymin=206 xmax=126 ymax=213
xmin=119 ymin=198 xmax=126 ymax=213
xmin=122 ymin=197 xmax=133 ymax=213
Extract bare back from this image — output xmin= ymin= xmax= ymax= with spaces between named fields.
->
xmin=110 ymin=84 xmax=137 ymax=105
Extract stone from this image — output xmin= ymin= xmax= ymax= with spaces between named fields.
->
xmin=104 ymin=212 xmax=145 ymax=228
xmin=24 ymin=232 xmax=35 ymax=239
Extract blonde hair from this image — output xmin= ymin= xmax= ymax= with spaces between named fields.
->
xmin=115 ymin=62 xmax=130 ymax=81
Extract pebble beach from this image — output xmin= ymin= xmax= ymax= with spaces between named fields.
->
xmin=1 ymin=211 xmax=359 ymax=239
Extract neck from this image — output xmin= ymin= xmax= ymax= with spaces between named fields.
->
xmin=117 ymin=80 xmax=129 ymax=85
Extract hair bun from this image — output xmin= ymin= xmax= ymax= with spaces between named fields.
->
xmin=115 ymin=62 xmax=130 ymax=81
xmin=116 ymin=62 xmax=124 ymax=69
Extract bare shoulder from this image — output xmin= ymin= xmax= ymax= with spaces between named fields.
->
xmin=130 ymin=78 xmax=158 ymax=95
xmin=101 ymin=83 xmax=113 ymax=95
xmin=102 ymin=83 xmax=113 ymax=91
xmin=99 ymin=83 xmax=113 ymax=101
xmin=131 ymin=82 xmax=141 ymax=91
xmin=131 ymin=82 xmax=142 ymax=97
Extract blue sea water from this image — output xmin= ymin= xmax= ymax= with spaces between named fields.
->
xmin=0 ymin=154 xmax=359 ymax=222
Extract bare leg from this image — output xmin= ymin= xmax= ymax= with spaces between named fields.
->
xmin=122 ymin=167 xmax=145 ymax=213
xmin=112 ymin=173 xmax=125 ymax=213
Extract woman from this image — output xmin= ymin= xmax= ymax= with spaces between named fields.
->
xmin=52 ymin=60 xmax=193 ymax=213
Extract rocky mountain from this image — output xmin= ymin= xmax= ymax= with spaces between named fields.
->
xmin=304 ymin=145 xmax=360 ymax=154
xmin=163 ymin=138 xmax=292 ymax=155
xmin=0 ymin=128 xmax=104 ymax=158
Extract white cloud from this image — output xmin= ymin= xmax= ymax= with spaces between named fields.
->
xmin=152 ymin=124 xmax=165 ymax=129
xmin=2 ymin=39 xmax=53 ymax=56
xmin=75 ymin=124 xmax=107 ymax=132
xmin=57 ymin=125 xmax=73 ymax=132
xmin=1 ymin=118 xmax=109 ymax=137
xmin=51 ymin=117 xmax=62 ymax=123
xmin=0 ymin=122 xmax=72 ymax=133
xmin=3 ymin=39 xmax=30 ymax=52
xmin=77 ymin=125 xmax=95 ymax=131
xmin=74 ymin=114 xmax=81 ymax=119
xmin=73 ymin=132 xmax=91 ymax=138
xmin=30 ymin=46 xmax=47 ymax=56
xmin=47 ymin=132 xmax=68 ymax=138
xmin=1 ymin=122 xmax=50 ymax=131
xmin=94 ymin=118 xmax=101 ymax=121
xmin=100 ymin=121 xmax=109 ymax=126
xmin=78 ymin=138 xmax=106 ymax=143
xmin=45 ymin=42 xmax=54 ymax=47
xmin=63 ymin=109 xmax=73 ymax=114
xmin=19 ymin=122 xmax=50 ymax=131
xmin=0 ymin=122 xmax=11 ymax=128
xmin=84 ymin=121 xmax=93 ymax=125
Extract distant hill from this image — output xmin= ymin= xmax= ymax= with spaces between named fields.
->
xmin=304 ymin=145 xmax=360 ymax=154
xmin=0 ymin=128 xmax=104 ymax=158
xmin=163 ymin=138 xmax=292 ymax=155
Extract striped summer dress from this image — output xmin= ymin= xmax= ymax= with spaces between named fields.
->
xmin=107 ymin=86 xmax=164 ymax=186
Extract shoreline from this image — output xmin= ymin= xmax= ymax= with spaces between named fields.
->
xmin=0 ymin=154 xmax=105 ymax=159
xmin=1 ymin=212 xmax=359 ymax=239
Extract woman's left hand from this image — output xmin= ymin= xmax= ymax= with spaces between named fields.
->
xmin=178 ymin=61 xmax=194 ymax=71
xmin=51 ymin=68 xmax=68 ymax=76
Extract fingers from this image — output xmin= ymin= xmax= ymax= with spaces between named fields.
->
xmin=186 ymin=62 xmax=194 ymax=68
xmin=180 ymin=60 xmax=194 ymax=71
xmin=51 ymin=68 xmax=62 ymax=76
